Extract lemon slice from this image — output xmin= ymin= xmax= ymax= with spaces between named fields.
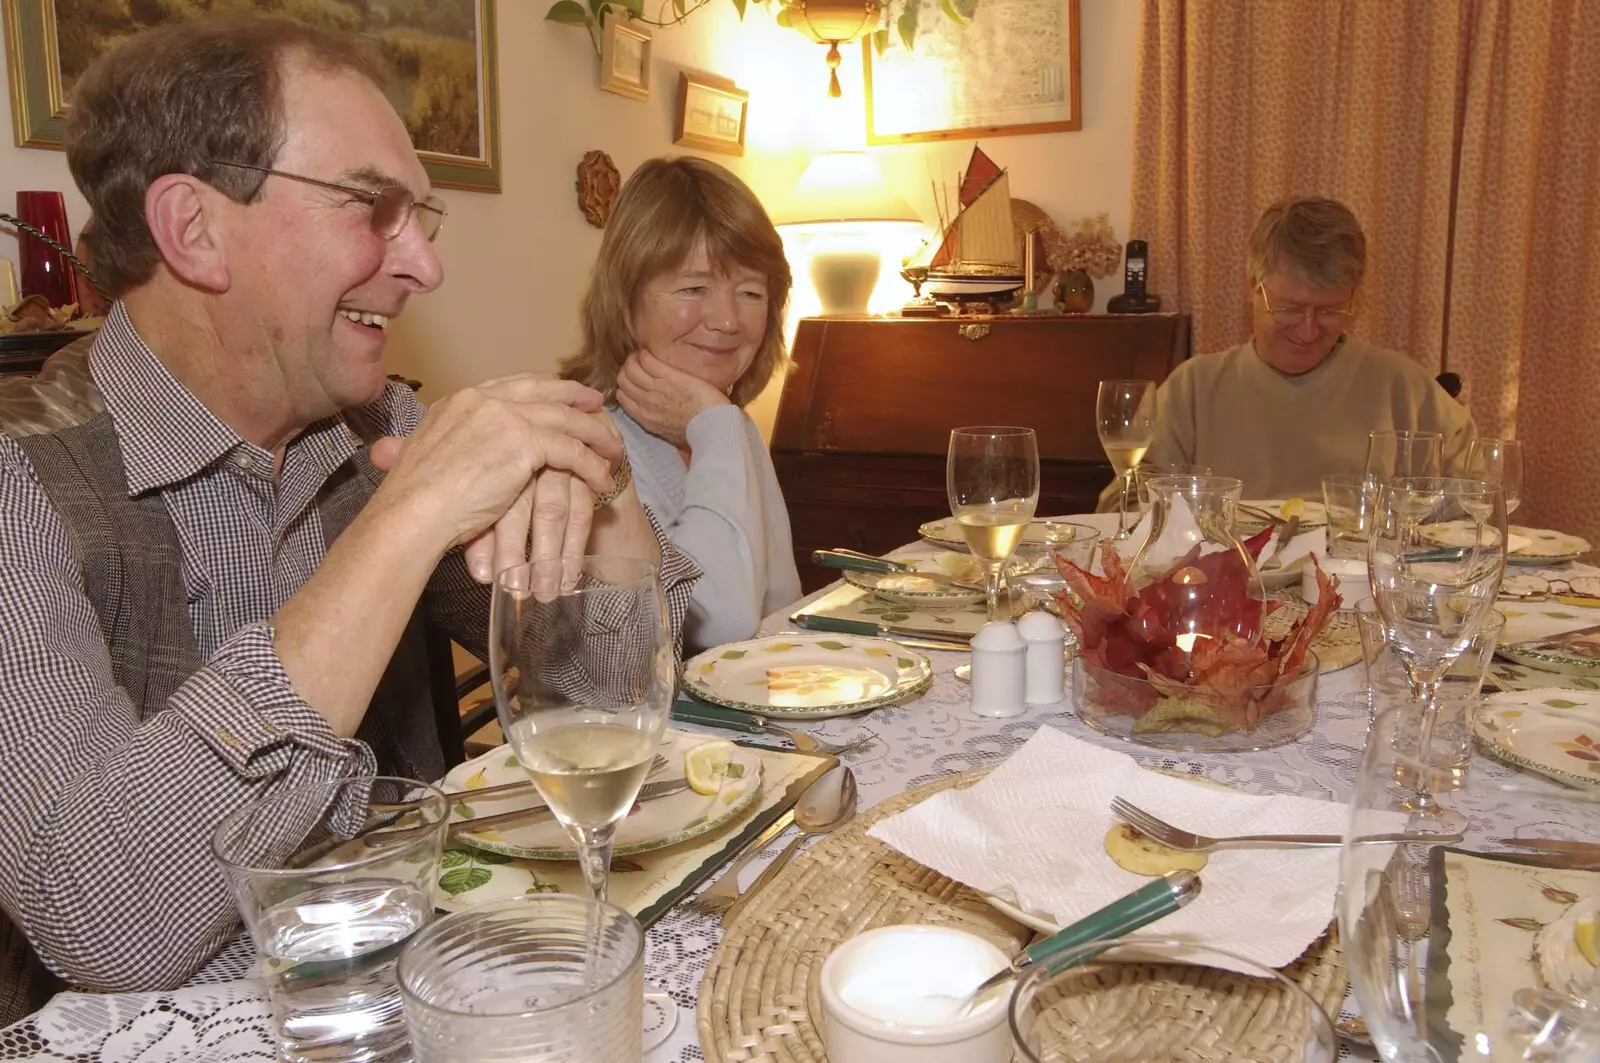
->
xmin=684 ymin=739 xmax=735 ymax=795
xmin=1280 ymin=497 xmax=1307 ymax=519
xmin=1577 ymin=915 xmax=1599 ymax=967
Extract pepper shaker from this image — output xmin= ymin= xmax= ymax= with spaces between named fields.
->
xmin=1017 ymin=610 xmax=1067 ymax=705
xmin=969 ymin=620 xmax=1026 ymax=718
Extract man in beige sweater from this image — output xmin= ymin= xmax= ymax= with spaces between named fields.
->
xmin=1100 ymin=197 xmax=1474 ymax=508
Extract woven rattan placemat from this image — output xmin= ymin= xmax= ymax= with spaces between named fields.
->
xmin=697 ymin=769 xmax=1347 ymax=1063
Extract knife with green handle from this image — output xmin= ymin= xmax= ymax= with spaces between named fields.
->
xmin=791 ymin=613 xmax=971 ymax=651
xmin=812 ymin=550 xmax=986 ymax=592
xmin=953 ymin=871 xmax=1202 ymax=1012
xmin=671 ymin=695 xmax=767 ymax=734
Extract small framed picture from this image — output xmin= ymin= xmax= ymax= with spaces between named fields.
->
xmin=674 ymin=72 xmax=748 ymax=157
xmin=600 ymin=11 xmax=652 ymax=101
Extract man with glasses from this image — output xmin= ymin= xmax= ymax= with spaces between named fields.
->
xmin=0 ymin=16 xmax=696 ymax=1015
xmin=1100 ymin=196 xmax=1474 ymax=505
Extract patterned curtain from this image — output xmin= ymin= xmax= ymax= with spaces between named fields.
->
xmin=1129 ymin=0 xmax=1600 ymax=544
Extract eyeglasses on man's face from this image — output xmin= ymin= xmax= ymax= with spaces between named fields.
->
xmin=1257 ymin=283 xmax=1355 ymax=329
xmin=206 ymin=160 xmax=447 ymax=242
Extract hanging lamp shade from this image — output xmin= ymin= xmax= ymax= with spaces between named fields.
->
xmin=789 ymin=0 xmax=882 ymax=97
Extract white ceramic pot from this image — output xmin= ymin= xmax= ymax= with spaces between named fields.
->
xmin=820 ymin=924 xmax=1013 ymax=1063
xmin=1304 ymin=555 xmax=1370 ymax=606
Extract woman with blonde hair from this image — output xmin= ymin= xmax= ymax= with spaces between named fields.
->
xmin=562 ymin=156 xmax=799 ymax=650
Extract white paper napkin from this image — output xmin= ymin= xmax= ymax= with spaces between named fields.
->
xmin=1259 ymin=526 xmax=1327 ymax=569
xmin=868 ymin=726 xmax=1355 ymax=973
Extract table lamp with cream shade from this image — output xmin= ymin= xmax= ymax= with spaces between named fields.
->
xmin=769 ymin=151 xmax=923 ymax=316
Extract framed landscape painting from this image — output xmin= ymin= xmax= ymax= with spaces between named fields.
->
xmin=2 ymin=0 xmax=501 ymax=192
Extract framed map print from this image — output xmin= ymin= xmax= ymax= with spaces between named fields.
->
xmin=863 ymin=0 xmax=1079 ymax=144
xmin=2 ymin=0 xmax=501 ymax=192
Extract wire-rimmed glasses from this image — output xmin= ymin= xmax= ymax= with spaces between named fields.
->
xmin=208 ymin=159 xmax=447 ymax=241
xmin=1257 ymin=283 xmax=1355 ymax=329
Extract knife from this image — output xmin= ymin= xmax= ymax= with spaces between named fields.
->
xmin=1498 ymin=837 xmax=1600 ymax=855
xmin=812 ymin=550 xmax=986 ymax=593
xmin=791 ymin=613 xmax=971 ymax=652
xmin=1259 ymin=515 xmax=1302 ymax=571
xmin=1502 ymin=623 xmax=1600 ymax=651
xmin=446 ymin=778 xmax=690 ymax=839
xmin=671 ymin=695 xmax=767 ymax=734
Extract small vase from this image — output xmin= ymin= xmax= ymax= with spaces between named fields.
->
xmin=1127 ymin=474 xmax=1266 ymax=653
xmin=1052 ymin=268 xmax=1094 ymax=314
xmin=14 ymin=191 xmax=78 ymax=310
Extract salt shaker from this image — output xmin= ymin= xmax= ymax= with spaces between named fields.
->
xmin=969 ymin=620 xmax=1026 ymax=718
xmin=1017 ymin=610 xmax=1067 ymax=705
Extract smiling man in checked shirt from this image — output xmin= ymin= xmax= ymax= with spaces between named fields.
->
xmin=0 ymin=17 xmax=697 ymax=1020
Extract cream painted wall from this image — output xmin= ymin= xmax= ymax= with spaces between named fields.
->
xmin=0 ymin=0 xmax=1138 ymax=424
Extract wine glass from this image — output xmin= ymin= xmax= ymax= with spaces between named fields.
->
xmin=1096 ymin=380 xmax=1157 ymax=541
xmin=1467 ymin=438 xmax=1525 ymax=516
xmin=1341 ymin=706 xmax=1600 ymax=1062
xmin=1366 ymin=477 xmax=1507 ymax=832
xmin=1365 ymin=430 xmax=1443 ymax=487
xmin=947 ymin=427 xmax=1040 ymax=621
xmin=489 ymin=556 xmax=674 ymax=902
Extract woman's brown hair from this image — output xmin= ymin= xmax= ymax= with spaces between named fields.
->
xmin=562 ymin=156 xmax=792 ymax=408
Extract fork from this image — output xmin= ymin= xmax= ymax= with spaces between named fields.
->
xmin=1110 ymin=797 xmax=1462 ymax=852
xmin=682 ymin=810 xmax=797 ymax=917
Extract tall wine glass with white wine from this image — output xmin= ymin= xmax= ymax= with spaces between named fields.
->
xmin=490 ymin=557 xmax=674 ymax=902
xmin=948 ymin=427 xmax=1041 ymax=621
xmin=1096 ymin=380 xmax=1157 ymax=542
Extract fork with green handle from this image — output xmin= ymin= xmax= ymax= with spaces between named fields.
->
xmin=671 ymin=696 xmax=876 ymax=758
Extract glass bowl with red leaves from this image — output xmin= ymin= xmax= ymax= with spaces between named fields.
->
xmin=1053 ymin=534 xmax=1342 ymax=753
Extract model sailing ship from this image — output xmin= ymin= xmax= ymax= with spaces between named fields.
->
xmin=907 ymin=145 xmax=1026 ymax=306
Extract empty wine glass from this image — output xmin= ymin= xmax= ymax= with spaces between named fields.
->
xmin=1341 ymin=707 xmax=1600 ymax=1062
xmin=1366 ymin=477 xmax=1507 ymax=832
xmin=1365 ymin=430 xmax=1443 ymax=487
xmin=1467 ymin=438 xmax=1525 ymax=516
xmin=947 ymin=427 xmax=1040 ymax=621
xmin=489 ymin=557 xmax=674 ymax=902
xmin=1096 ymin=380 xmax=1158 ymax=541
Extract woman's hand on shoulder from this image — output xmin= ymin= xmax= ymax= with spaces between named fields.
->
xmin=615 ymin=349 xmax=731 ymax=447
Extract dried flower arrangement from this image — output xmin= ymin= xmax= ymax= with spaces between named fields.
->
xmin=1043 ymin=212 xmax=1123 ymax=280
xmin=1053 ymin=528 xmax=1343 ymax=736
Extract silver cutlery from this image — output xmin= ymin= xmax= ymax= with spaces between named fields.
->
xmin=1259 ymin=515 xmax=1302 ymax=571
xmin=1500 ymin=622 xmax=1600 ymax=651
xmin=362 ymin=777 xmax=690 ymax=848
xmin=791 ymin=613 xmax=971 ymax=651
xmin=1110 ymin=797 xmax=1464 ymax=852
xmin=812 ymin=549 xmax=986 ymax=593
xmin=681 ymin=810 xmax=797 ymax=917
xmin=670 ymin=696 xmax=876 ymax=757
xmin=717 ymin=766 xmax=858 ymax=926
xmin=371 ymin=754 xmax=668 ymax=814
xmin=1498 ymin=837 xmax=1600 ymax=855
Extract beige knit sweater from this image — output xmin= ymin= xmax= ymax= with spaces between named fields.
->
xmin=1097 ymin=335 xmax=1476 ymax=507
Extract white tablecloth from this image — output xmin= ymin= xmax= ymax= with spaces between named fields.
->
xmin=2 ymin=513 xmax=1591 ymax=1062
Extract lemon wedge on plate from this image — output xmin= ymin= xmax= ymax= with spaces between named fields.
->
xmin=1577 ymin=915 xmax=1599 ymax=967
xmin=1280 ymin=497 xmax=1307 ymax=520
xmin=685 ymin=739 xmax=735 ymax=795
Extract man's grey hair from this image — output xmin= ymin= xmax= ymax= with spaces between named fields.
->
xmin=1246 ymin=196 xmax=1367 ymax=292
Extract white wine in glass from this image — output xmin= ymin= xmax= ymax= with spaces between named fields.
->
xmin=490 ymin=556 xmax=674 ymax=902
xmin=1096 ymin=381 xmax=1157 ymax=541
xmin=948 ymin=428 xmax=1040 ymax=621
xmin=1466 ymin=438 xmax=1524 ymax=516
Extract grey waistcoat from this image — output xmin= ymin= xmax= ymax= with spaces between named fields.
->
xmin=0 ymin=410 xmax=444 ymax=1023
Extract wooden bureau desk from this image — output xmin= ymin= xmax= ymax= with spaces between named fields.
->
xmin=772 ymin=314 xmax=1191 ymax=591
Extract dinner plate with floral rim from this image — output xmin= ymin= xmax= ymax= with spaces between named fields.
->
xmin=842 ymin=552 xmax=986 ymax=607
xmin=441 ymin=730 xmax=763 ymax=860
xmin=1234 ymin=499 xmax=1328 ymax=532
xmin=1473 ymin=689 xmax=1600 ymax=790
xmin=1507 ymin=525 xmax=1593 ymax=566
xmin=682 ymin=632 xmax=933 ymax=719
xmin=1499 ymin=630 xmax=1600 ymax=678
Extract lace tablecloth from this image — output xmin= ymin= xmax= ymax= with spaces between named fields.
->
xmin=3 ymin=517 xmax=1593 ymax=1063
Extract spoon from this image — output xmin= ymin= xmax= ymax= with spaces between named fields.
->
xmin=720 ymin=766 xmax=858 ymax=927
xmin=932 ymin=870 xmax=1202 ymax=1020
